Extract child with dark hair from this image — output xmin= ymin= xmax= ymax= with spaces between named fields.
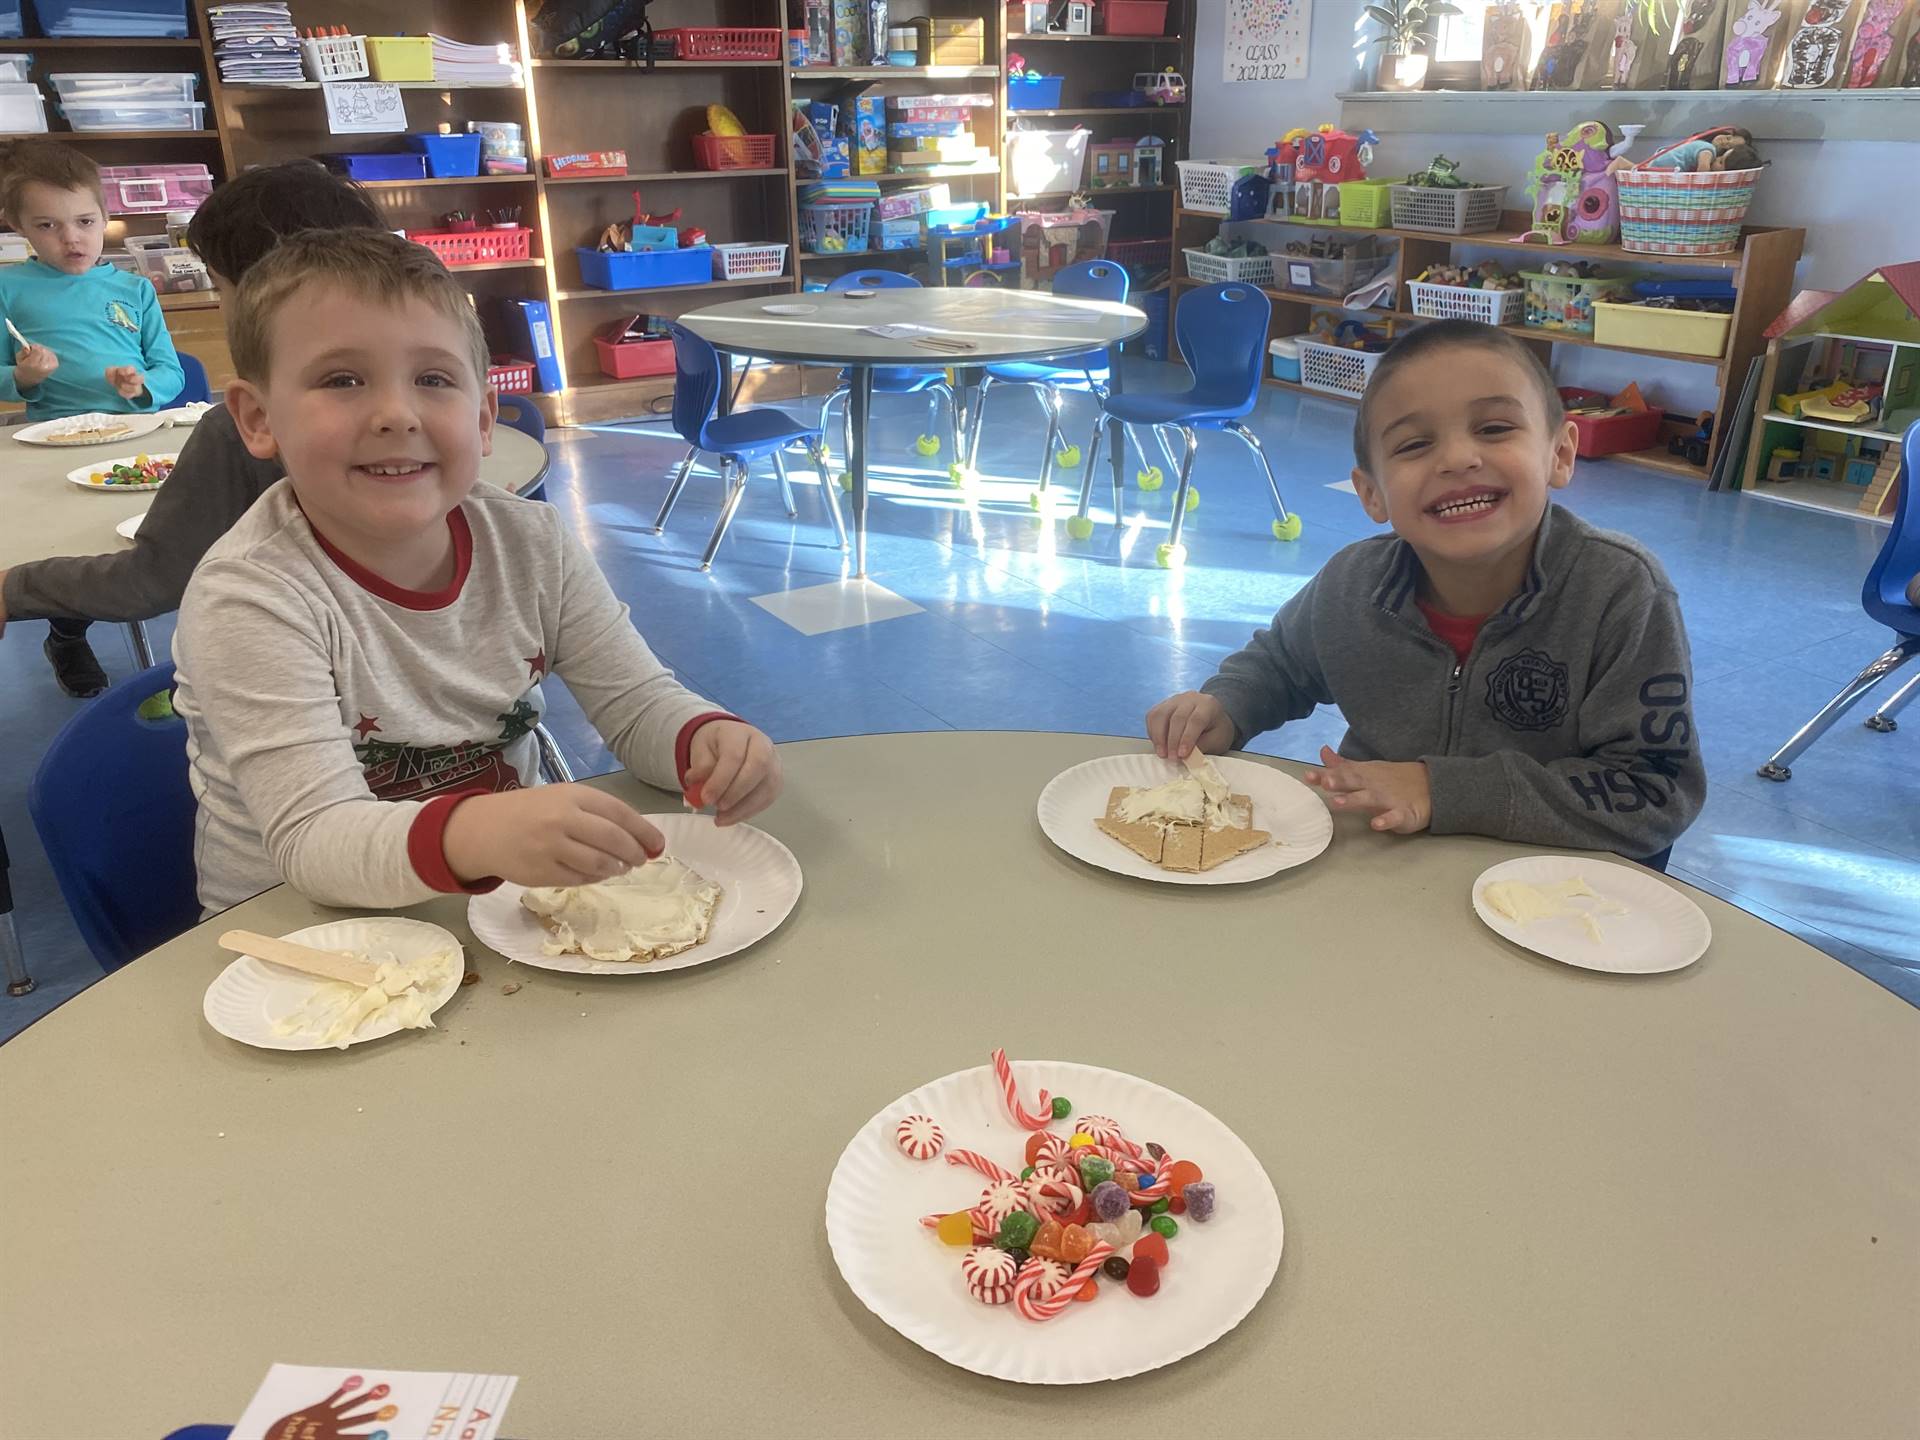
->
xmin=1147 ymin=319 xmax=1704 ymax=866
xmin=0 ymin=160 xmax=382 ymax=696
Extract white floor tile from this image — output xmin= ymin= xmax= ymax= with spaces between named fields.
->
xmin=750 ymin=578 xmax=925 ymax=636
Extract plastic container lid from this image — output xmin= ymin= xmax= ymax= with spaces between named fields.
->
xmin=1268 ymin=338 xmax=1301 ymax=358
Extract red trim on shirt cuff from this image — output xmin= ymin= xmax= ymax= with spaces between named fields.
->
xmin=408 ymin=789 xmax=501 ymax=894
xmin=675 ymin=711 xmax=744 ymax=794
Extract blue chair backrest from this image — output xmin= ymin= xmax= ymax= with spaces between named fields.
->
xmin=1053 ymin=260 xmax=1130 ymax=372
xmin=1175 ymin=282 xmax=1272 ymax=417
xmin=28 ymin=664 xmax=198 ymax=972
xmin=176 ymin=352 xmax=211 ymax=405
xmin=827 ymin=270 xmax=921 ymax=291
xmin=496 ymin=395 xmax=547 ymax=446
xmin=667 ymin=321 xmax=724 ymax=451
xmin=1866 ymin=417 xmax=1920 ymax=634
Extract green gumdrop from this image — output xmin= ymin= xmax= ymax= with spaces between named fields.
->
xmin=1150 ymin=1214 xmax=1179 ymax=1239
xmin=1051 ymin=1095 xmax=1072 ymax=1119
xmin=1149 ymin=1197 xmax=1170 ymax=1216
xmin=997 ymin=1210 xmax=1040 ymax=1250
xmin=1020 ymin=1165 xmax=1035 ymax=1180
xmin=1078 ymin=1154 xmax=1114 ymax=1187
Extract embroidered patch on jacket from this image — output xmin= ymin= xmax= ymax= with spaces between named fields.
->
xmin=1485 ymin=648 xmax=1571 ymax=731
xmin=105 ymin=300 xmax=138 ymax=333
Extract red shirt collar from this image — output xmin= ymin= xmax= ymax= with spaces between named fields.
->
xmin=302 ymin=501 xmax=474 ymax=611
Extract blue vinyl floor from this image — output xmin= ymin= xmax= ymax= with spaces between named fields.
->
xmin=3 ymin=370 xmax=1914 ymax=1037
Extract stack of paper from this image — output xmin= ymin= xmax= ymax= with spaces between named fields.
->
xmin=429 ymin=33 xmax=521 ymax=86
xmin=208 ymin=3 xmax=302 ymax=84
xmin=37 ymin=2 xmax=187 ymax=38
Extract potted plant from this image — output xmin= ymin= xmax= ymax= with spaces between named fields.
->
xmin=1364 ymin=0 xmax=1461 ymax=90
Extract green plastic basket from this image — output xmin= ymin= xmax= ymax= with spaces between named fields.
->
xmin=1337 ymin=179 xmax=1395 ymax=229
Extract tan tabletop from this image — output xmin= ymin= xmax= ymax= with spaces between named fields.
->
xmin=0 ymin=420 xmax=550 ymax=571
xmin=1 ymin=733 xmax=1914 ymax=1438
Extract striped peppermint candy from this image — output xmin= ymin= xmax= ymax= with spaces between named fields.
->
xmin=975 ymin=1180 xmax=1028 ymax=1231
xmin=894 ymin=1114 xmax=945 ymax=1161
xmin=962 ymin=1245 xmax=1020 ymax=1306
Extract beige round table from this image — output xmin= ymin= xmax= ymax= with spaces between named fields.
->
xmin=1 ymin=733 xmax=1913 ymax=1438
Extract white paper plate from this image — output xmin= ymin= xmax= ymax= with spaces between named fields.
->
xmin=761 ymin=302 xmax=818 ymax=315
xmin=65 ymin=452 xmax=176 ymax=492
xmin=466 ymin=814 xmax=801 ymax=976
xmin=14 ymin=411 xmax=166 ymax=447
xmin=115 ymin=512 xmax=144 ymax=541
xmin=826 ymin=1060 xmax=1285 ymax=1384
xmin=1037 ymin=752 xmax=1332 ymax=886
xmin=202 ymin=917 xmax=465 ymax=1051
xmin=1471 ymin=855 xmax=1711 ymax=974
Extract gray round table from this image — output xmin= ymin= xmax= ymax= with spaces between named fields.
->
xmin=681 ymin=289 xmax=1146 ymax=577
xmin=0 ymin=733 xmax=1913 ymax=1437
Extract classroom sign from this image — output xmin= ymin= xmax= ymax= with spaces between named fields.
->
xmin=1223 ymin=0 xmax=1312 ymax=84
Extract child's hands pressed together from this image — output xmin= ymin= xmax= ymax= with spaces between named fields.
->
xmin=104 ymin=364 xmax=145 ymax=400
xmin=684 ymin=720 xmax=782 ymax=825
xmin=441 ymin=784 xmax=666 ymax=889
xmin=1303 ymin=745 xmax=1432 ymax=833
xmin=14 ymin=343 xmax=59 ymax=388
xmin=1145 ymin=690 xmax=1234 ymax=759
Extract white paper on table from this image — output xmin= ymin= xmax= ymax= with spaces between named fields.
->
xmin=229 ymin=1363 xmax=517 ymax=1440
xmin=323 ymin=81 xmax=406 ymax=134
xmin=863 ymin=323 xmax=936 ymax=338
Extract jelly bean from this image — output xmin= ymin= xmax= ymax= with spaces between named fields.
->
xmin=1145 ymin=1142 xmax=1167 ymax=1161
xmin=1060 ymin=1223 xmax=1094 ymax=1265
xmin=936 ymin=1211 xmax=974 ymax=1247
xmin=1183 ymin=1181 xmax=1217 ymax=1223
xmin=1078 ymin=1154 xmax=1114 ymax=1188
xmin=1126 ymin=1255 xmax=1161 ymax=1297
xmin=1029 ymin=1218 xmax=1066 ymax=1261
xmin=1150 ymin=1215 xmax=1179 ymax=1239
xmin=1102 ymin=1256 xmax=1131 ymax=1282
xmin=1149 ymin=1198 xmax=1170 ymax=1216
xmin=1052 ymin=1095 xmax=1073 ymax=1119
xmin=1133 ymin=1231 xmax=1170 ymax=1267
xmin=1169 ymin=1196 xmax=1186 ymax=1216
xmin=997 ymin=1211 xmax=1039 ymax=1251
xmin=1020 ymin=1165 xmax=1035 ymax=1180
xmin=1091 ymin=1180 xmax=1128 ymax=1222
xmin=1067 ymin=1133 xmax=1095 ymax=1150
xmin=1164 ymin=1160 xmax=1203 ymax=1194
xmin=1074 ymin=1279 xmax=1098 ymax=1302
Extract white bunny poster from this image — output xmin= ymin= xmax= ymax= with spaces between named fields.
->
xmin=1722 ymin=0 xmax=1789 ymax=83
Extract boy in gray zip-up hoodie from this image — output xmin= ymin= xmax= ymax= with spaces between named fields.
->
xmin=1149 ymin=320 xmax=1703 ymax=864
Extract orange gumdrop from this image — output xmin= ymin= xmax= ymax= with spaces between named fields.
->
xmin=1164 ymin=1160 xmax=1203 ymax=1193
xmin=936 ymin=1211 xmax=974 ymax=1246
xmin=1060 ymin=1223 xmax=1094 ymax=1264
xmin=1074 ymin=1278 xmax=1098 ymax=1302
xmin=1030 ymin=1218 xmax=1066 ymax=1261
xmin=1116 ymin=1170 xmax=1141 ymax=1193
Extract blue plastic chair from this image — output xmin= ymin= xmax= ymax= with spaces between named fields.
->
xmin=820 ymin=270 xmax=962 ymax=480
xmin=1076 ymin=282 xmax=1299 ymax=566
xmin=655 ymin=323 xmax=847 ymax=570
xmin=496 ymin=394 xmax=547 ymax=445
xmin=963 ymin=259 xmax=1128 ymax=501
xmin=175 ymin=351 xmax=210 ymax=405
xmin=28 ymin=664 xmax=198 ymax=972
xmin=1758 ymin=416 xmax=1920 ymax=779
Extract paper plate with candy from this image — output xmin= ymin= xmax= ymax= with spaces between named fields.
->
xmin=824 ymin=1050 xmax=1285 ymax=1384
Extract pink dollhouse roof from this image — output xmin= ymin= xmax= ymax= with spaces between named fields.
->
xmin=1764 ymin=262 xmax=1920 ymax=340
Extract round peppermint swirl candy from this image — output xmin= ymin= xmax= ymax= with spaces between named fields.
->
xmin=1073 ymin=1114 xmax=1125 ymax=1146
xmin=975 ymin=1179 xmax=1027 ymax=1230
xmin=961 ymin=1245 xmax=1019 ymax=1305
xmin=1023 ymin=1257 xmax=1073 ymax=1301
xmin=894 ymin=1114 xmax=944 ymax=1161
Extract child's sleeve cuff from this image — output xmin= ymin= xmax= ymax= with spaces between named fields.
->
xmin=675 ymin=711 xmax=744 ymax=791
xmin=407 ymin=790 xmax=501 ymax=894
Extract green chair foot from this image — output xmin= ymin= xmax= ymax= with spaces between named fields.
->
xmin=914 ymin=434 xmax=941 ymax=457
xmin=1136 ymin=465 xmax=1164 ymax=492
xmin=947 ymin=463 xmax=969 ymax=488
xmin=1065 ymin=514 xmax=1095 ymax=540
xmin=1054 ymin=443 xmax=1081 ymax=469
xmin=836 ymin=473 xmax=852 ymax=493
xmin=1184 ymin=485 xmax=1200 ymax=513
xmin=1272 ymin=514 xmax=1303 ymax=541
xmin=1154 ymin=541 xmax=1187 ymax=570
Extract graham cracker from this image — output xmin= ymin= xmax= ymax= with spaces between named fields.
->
xmin=1160 ymin=824 xmax=1204 ymax=872
xmin=1096 ymin=787 xmax=1165 ymax=864
xmin=1200 ymin=824 xmax=1270 ymax=870
xmin=1095 ymin=785 xmax=1270 ymax=873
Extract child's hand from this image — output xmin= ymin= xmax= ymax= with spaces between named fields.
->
xmin=1145 ymin=690 xmax=1234 ymax=759
xmin=14 ymin=344 xmax=58 ymax=388
xmin=1302 ymin=746 xmax=1432 ymax=834
xmin=441 ymin=784 xmax=665 ymax=888
xmin=104 ymin=365 xmax=145 ymax=399
xmin=684 ymin=720 xmax=781 ymax=825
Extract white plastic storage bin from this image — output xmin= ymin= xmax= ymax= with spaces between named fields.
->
xmin=1007 ymin=127 xmax=1088 ymax=197
xmin=712 ymin=242 xmax=788 ymax=280
xmin=125 ymin=238 xmax=212 ymax=293
xmin=1175 ymin=159 xmax=1264 ymax=214
xmin=1299 ymin=341 xmax=1383 ymax=399
xmin=0 ymin=84 xmax=46 ymax=133
xmin=1405 ymin=281 xmax=1524 ymax=325
xmin=61 ymin=99 xmax=206 ymax=131
xmin=0 ymin=56 xmax=30 ymax=83
xmin=1388 ymin=183 xmax=1507 ymax=235
xmin=1182 ymin=247 xmax=1275 ymax=288
xmin=302 ymin=34 xmax=369 ymax=82
xmin=1268 ymin=337 xmax=1302 ymax=383
xmin=49 ymin=72 xmax=199 ymax=102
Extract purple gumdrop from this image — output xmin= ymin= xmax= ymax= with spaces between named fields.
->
xmin=1183 ymin=1181 xmax=1216 ymax=1223
xmin=1091 ymin=1180 xmax=1129 ymax=1222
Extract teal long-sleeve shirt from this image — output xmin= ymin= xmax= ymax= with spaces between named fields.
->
xmin=0 ymin=258 xmax=185 ymax=421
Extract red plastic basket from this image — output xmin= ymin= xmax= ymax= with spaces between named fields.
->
xmin=1559 ymin=387 xmax=1663 ymax=459
xmin=658 ymin=26 xmax=782 ymax=59
xmin=1100 ymin=0 xmax=1169 ymax=36
xmin=691 ymin=133 xmax=776 ymax=170
xmin=408 ymin=227 xmax=534 ymax=267
xmin=487 ymin=356 xmax=535 ymax=394
xmin=594 ymin=333 xmax=676 ymax=380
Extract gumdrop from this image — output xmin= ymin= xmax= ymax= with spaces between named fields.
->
xmin=1077 ymin=1154 xmax=1114 ymax=1188
xmin=1091 ymin=1180 xmax=1129 ymax=1222
xmin=1133 ymin=1231 xmax=1170 ymax=1268
xmin=1060 ymin=1223 xmax=1095 ymax=1265
xmin=1183 ymin=1181 xmax=1217 ymax=1223
xmin=1074 ymin=1279 xmax=1098 ymax=1302
xmin=996 ymin=1210 xmax=1039 ymax=1251
xmin=1126 ymin=1255 xmax=1161 ymax=1297
xmin=1164 ymin=1160 xmax=1203 ymax=1193
xmin=1087 ymin=1210 xmax=1143 ymax=1253
xmin=936 ymin=1211 xmax=974 ymax=1246
xmin=1116 ymin=1170 xmax=1141 ymax=1193
xmin=1029 ymin=1218 xmax=1066 ymax=1261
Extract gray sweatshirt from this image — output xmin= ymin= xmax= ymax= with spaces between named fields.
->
xmin=3 ymin=403 xmax=282 ymax=623
xmin=1202 ymin=504 xmax=1704 ymax=858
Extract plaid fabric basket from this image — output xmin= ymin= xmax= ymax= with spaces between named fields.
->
xmin=1614 ymin=166 xmax=1762 ymax=256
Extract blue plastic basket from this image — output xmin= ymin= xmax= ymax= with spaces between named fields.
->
xmin=575 ymin=245 xmax=712 ymax=291
xmin=0 ymin=1 xmax=21 ymax=39
xmin=798 ymin=201 xmax=871 ymax=255
xmin=406 ymin=132 xmax=483 ymax=179
xmin=34 ymin=0 xmax=187 ymax=37
xmin=330 ymin=151 xmax=428 ymax=182
xmin=1007 ymin=74 xmax=1062 ymax=110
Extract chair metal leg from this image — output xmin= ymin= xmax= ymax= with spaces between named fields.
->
xmin=1226 ymin=419 xmax=1295 ymax=527
xmin=1036 ymin=387 xmax=1063 ymax=496
xmin=849 ymin=367 xmax=875 ymax=578
xmin=125 ymin=619 xmax=153 ymax=669
xmin=771 ymin=448 xmax=798 ymax=517
xmin=808 ymin=436 xmax=847 ymax=550
xmin=819 ymin=387 xmax=848 ymax=467
xmin=699 ymin=457 xmax=751 ymax=571
xmin=1154 ymin=425 xmax=1182 ymax=481
xmin=533 ymin=722 xmax=575 ymax=784
xmin=0 ymin=909 xmax=30 ymax=997
xmin=1757 ymin=636 xmax=1920 ymax=780
xmin=964 ymin=374 xmax=995 ymax=473
xmin=651 ymin=447 xmax=699 ymax=534
xmin=1167 ymin=427 xmax=1201 ymax=550
xmin=943 ymin=383 xmax=963 ymax=471
xmin=1865 ymin=667 xmax=1920 ymax=733
xmin=1073 ymin=412 xmax=1107 ymax=522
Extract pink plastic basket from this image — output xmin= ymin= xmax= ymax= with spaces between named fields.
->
xmin=407 ymin=227 xmax=534 ymax=267
xmin=98 ymin=163 xmax=213 ymax=215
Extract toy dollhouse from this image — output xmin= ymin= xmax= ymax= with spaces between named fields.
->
xmin=1132 ymin=136 xmax=1165 ymax=187
xmin=1089 ymin=138 xmax=1135 ymax=189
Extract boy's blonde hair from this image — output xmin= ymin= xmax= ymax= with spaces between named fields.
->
xmin=0 ymin=139 xmax=103 ymax=224
xmin=230 ymin=227 xmax=490 ymax=386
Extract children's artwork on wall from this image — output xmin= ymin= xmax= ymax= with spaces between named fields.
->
xmin=1623 ymin=0 xmax=1679 ymax=85
xmin=1905 ymin=14 xmax=1920 ymax=79
xmin=1667 ymin=0 xmax=1730 ymax=87
xmin=1841 ymin=0 xmax=1909 ymax=83
xmin=1575 ymin=0 xmax=1627 ymax=85
xmin=1222 ymin=0 xmax=1312 ymax=84
xmin=1722 ymin=0 xmax=1787 ymax=84
xmin=1779 ymin=0 xmax=1859 ymax=86
xmin=1531 ymin=1 xmax=1601 ymax=88
xmin=1482 ymin=1 xmax=1533 ymax=89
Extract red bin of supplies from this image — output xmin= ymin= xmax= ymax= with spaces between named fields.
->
xmin=1100 ymin=0 xmax=1170 ymax=35
xmin=1559 ymin=387 xmax=1663 ymax=459
xmin=595 ymin=333 xmax=676 ymax=380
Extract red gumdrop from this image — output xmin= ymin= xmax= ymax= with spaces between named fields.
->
xmin=1169 ymin=1195 xmax=1187 ymax=1215
xmin=1126 ymin=1255 xmax=1161 ymax=1297
xmin=1133 ymin=1231 xmax=1170 ymax=1267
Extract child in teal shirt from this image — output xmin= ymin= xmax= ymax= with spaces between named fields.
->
xmin=1 ymin=140 xmax=184 ymax=422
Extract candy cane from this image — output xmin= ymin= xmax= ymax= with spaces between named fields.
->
xmin=1012 ymin=1240 xmax=1115 ymax=1321
xmin=990 ymin=1047 xmax=1053 ymax=1131
xmin=1131 ymin=1155 xmax=1176 ymax=1205
xmin=1025 ymin=1176 xmax=1083 ymax=1218
xmin=945 ymin=1148 xmax=1018 ymax=1184
xmin=920 ymin=1206 xmax=993 ymax=1242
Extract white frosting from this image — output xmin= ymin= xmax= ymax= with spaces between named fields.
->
xmin=1115 ymin=751 xmax=1240 ymax=829
xmin=520 ymin=857 xmax=722 ymax=963
xmin=271 ymin=948 xmax=458 ymax=1049
xmin=1483 ymin=876 xmax=1626 ymax=942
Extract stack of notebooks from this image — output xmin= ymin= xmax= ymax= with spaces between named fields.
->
xmin=36 ymin=0 xmax=187 ymax=38
xmin=429 ymin=34 xmax=521 ymax=86
xmin=208 ymin=3 xmax=303 ymax=84
xmin=797 ymin=179 xmax=881 ymax=207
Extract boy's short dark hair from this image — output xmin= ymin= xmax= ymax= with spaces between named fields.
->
xmin=1353 ymin=319 xmax=1564 ymax=474
xmin=186 ymin=160 xmax=382 ymax=285
xmin=0 ymin=139 xmax=102 ymax=225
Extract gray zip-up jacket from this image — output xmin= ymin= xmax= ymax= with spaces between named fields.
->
xmin=1202 ymin=504 xmax=1704 ymax=858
